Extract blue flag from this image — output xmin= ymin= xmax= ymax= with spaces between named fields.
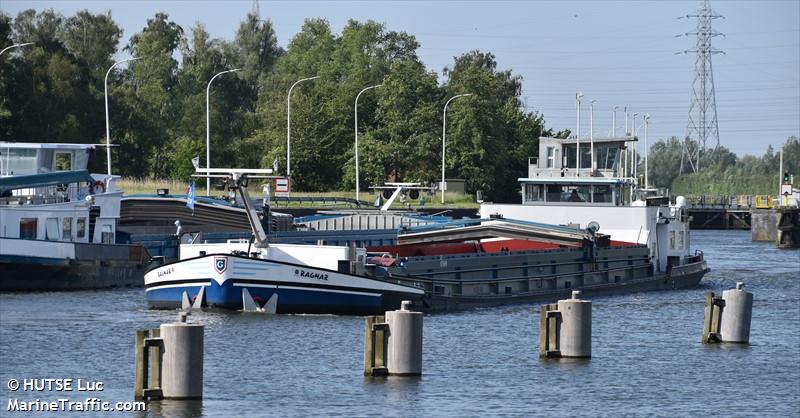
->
xmin=186 ymin=180 xmax=195 ymax=212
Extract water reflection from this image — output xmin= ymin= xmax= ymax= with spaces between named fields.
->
xmin=136 ymin=399 xmax=203 ymax=418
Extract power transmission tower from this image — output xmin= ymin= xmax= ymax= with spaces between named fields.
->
xmin=677 ymin=0 xmax=725 ymax=174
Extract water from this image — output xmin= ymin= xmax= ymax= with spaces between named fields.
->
xmin=1 ymin=230 xmax=798 ymax=417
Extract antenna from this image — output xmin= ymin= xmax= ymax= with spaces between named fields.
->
xmin=677 ymin=0 xmax=725 ymax=174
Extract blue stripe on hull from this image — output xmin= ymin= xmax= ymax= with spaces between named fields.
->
xmin=147 ymin=280 xmax=383 ymax=314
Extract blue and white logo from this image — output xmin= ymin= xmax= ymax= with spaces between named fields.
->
xmin=214 ymin=256 xmax=228 ymax=274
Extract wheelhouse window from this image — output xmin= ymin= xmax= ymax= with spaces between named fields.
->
xmin=591 ymin=185 xmax=613 ymax=203
xmin=546 ymin=147 xmax=555 ymax=168
xmin=55 ymin=152 xmax=72 ymax=171
xmin=20 ymin=218 xmax=37 ymax=239
xmin=560 ymin=186 xmax=590 ymax=203
xmin=524 ymin=184 xmax=544 ymax=202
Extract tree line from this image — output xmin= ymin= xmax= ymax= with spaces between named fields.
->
xmin=644 ymin=136 xmax=799 ymax=195
xmin=0 ymin=9 xmax=563 ymax=202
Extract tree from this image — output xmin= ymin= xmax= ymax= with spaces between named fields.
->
xmin=116 ymin=12 xmax=183 ymax=178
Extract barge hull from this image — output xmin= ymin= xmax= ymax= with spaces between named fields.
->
xmin=0 ymin=256 xmax=146 ymax=290
xmin=420 ymin=259 xmax=709 ymax=312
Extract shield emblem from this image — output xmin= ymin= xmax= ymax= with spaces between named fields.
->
xmin=214 ymin=256 xmax=228 ymax=274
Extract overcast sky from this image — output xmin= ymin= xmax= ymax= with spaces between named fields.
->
xmin=3 ymin=0 xmax=798 ymax=157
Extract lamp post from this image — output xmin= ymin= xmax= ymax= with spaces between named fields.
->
xmin=287 ymin=76 xmax=319 ymax=179
xmin=589 ymin=99 xmax=596 ymax=172
xmin=644 ymin=114 xmax=650 ymax=189
xmin=104 ymin=57 xmax=140 ymax=178
xmin=612 ymin=105 xmax=619 ymax=137
xmin=575 ymin=91 xmax=583 ymax=173
xmin=206 ymin=68 xmax=240 ymax=195
xmin=441 ymin=93 xmax=473 ymax=204
xmin=0 ymin=42 xmax=33 ymax=56
xmin=632 ymin=112 xmax=638 ymax=179
xmin=354 ymin=84 xmax=382 ymax=201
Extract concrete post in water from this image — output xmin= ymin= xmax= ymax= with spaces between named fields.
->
xmin=557 ymin=291 xmax=592 ymax=358
xmin=385 ymin=300 xmax=423 ymax=375
xmin=160 ymin=312 xmax=204 ymax=399
xmin=720 ymin=282 xmax=753 ymax=344
xmin=539 ymin=291 xmax=591 ymax=358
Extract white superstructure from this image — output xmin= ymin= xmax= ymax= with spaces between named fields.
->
xmin=481 ymin=135 xmax=694 ymax=274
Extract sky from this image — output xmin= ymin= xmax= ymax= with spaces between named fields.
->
xmin=2 ymin=0 xmax=799 ymax=157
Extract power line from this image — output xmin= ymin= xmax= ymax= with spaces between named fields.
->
xmin=677 ymin=0 xmax=725 ymax=173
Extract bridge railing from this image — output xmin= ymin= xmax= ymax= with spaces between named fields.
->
xmin=682 ymin=194 xmax=780 ymax=209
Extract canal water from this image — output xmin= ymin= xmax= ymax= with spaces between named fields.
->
xmin=1 ymin=230 xmax=798 ymax=417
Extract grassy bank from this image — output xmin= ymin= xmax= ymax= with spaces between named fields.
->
xmin=115 ymin=178 xmax=479 ymax=209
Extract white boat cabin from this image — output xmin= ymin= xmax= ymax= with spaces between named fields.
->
xmin=522 ymin=135 xmax=640 ymax=206
xmin=0 ymin=142 xmax=121 ymax=245
xmin=481 ymin=135 xmax=694 ymax=275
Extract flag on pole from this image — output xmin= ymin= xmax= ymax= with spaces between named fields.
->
xmin=186 ymin=180 xmax=195 ymax=213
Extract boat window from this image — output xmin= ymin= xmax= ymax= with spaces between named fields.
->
xmin=561 ymin=186 xmax=590 ymax=203
xmin=524 ymin=184 xmax=544 ymax=202
xmin=678 ymin=231 xmax=685 ymax=250
xmin=46 ymin=218 xmax=60 ymax=241
xmin=101 ymin=224 xmax=114 ymax=244
xmin=19 ymin=218 xmax=37 ymax=239
xmin=3 ymin=148 xmax=37 ymax=175
xmin=546 ymin=184 xmax=561 ymax=202
xmin=669 ymin=231 xmax=675 ymax=250
xmin=546 ymin=147 xmax=555 ymax=168
xmin=62 ymin=217 xmax=73 ymax=241
xmin=55 ymin=152 xmax=72 ymax=171
xmin=564 ymin=146 xmax=593 ymax=169
xmin=591 ymin=146 xmax=621 ymax=171
xmin=77 ymin=218 xmax=86 ymax=239
xmin=592 ymin=185 xmax=613 ymax=203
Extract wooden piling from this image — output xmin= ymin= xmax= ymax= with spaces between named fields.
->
xmin=134 ymin=330 xmax=147 ymax=400
xmin=538 ymin=303 xmax=560 ymax=358
xmin=134 ymin=328 xmax=164 ymax=400
xmin=702 ymin=291 xmax=726 ymax=343
xmin=364 ymin=315 xmax=388 ymax=376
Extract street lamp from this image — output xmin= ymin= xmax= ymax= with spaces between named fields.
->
xmin=441 ymin=93 xmax=473 ymax=204
xmin=0 ymin=42 xmax=33 ymax=56
xmin=612 ymin=105 xmax=620 ymax=137
xmin=589 ymin=99 xmax=597 ymax=172
xmin=354 ymin=83 xmax=382 ymax=201
xmin=104 ymin=57 xmax=140 ymax=178
xmin=287 ymin=76 xmax=319 ymax=179
xmin=644 ymin=113 xmax=650 ymax=189
xmin=206 ymin=68 xmax=240 ymax=195
xmin=575 ymin=91 xmax=583 ymax=173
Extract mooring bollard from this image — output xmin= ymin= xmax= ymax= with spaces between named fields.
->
xmin=720 ymin=282 xmax=753 ymax=344
xmin=539 ymin=290 xmax=592 ymax=358
xmin=364 ymin=300 xmax=423 ymax=376
xmin=703 ymin=282 xmax=753 ymax=344
xmin=135 ymin=312 xmax=204 ymax=400
xmin=161 ymin=312 xmax=204 ymax=399
xmin=385 ymin=300 xmax=423 ymax=376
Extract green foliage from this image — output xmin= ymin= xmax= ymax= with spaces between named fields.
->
xmin=2 ymin=9 xmax=548 ymax=203
xmin=657 ymin=136 xmax=800 ymax=195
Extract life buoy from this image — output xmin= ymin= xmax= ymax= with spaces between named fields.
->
xmin=93 ymin=181 xmax=105 ymax=194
